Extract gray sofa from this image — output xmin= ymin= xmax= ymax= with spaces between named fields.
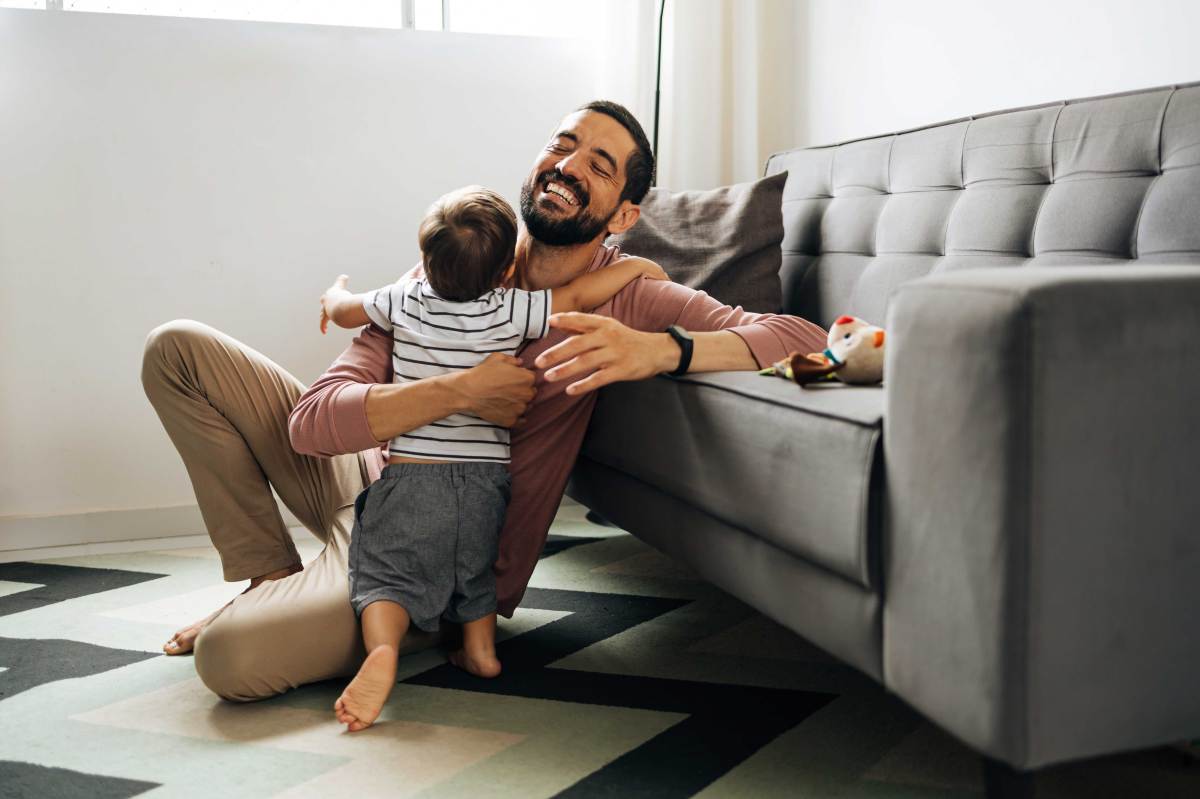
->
xmin=567 ymin=82 xmax=1200 ymax=791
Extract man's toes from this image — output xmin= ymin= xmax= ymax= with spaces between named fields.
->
xmin=164 ymin=630 xmax=199 ymax=655
xmin=163 ymin=636 xmax=188 ymax=655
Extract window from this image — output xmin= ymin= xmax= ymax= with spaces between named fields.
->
xmin=63 ymin=1 xmax=411 ymax=29
xmin=446 ymin=0 xmax=586 ymax=38
xmin=3 ymin=1 xmax=589 ymax=38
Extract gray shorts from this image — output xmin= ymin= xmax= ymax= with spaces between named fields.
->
xmin=347 ymin=462 xmax=510 ymax=632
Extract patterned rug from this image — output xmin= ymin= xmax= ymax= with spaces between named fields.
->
xmin=1 ymin=501 xmax=1197 ymax=798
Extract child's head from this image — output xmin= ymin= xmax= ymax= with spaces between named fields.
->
xmin=418 ymin=186 xmax=517 ymax=302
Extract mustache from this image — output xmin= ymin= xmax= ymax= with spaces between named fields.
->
xmin=535 ymin=169 xmax=589 ymax=208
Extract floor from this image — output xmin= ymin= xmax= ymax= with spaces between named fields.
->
xmin=0 ymin=501 xmax=1197 ymax=798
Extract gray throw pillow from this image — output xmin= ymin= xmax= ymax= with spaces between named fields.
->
xmin=609 ymin=170 xmax=788 ymax=313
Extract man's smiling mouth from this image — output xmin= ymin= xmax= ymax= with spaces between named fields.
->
xmin=541 ymin=178 xmax=583 ymax=209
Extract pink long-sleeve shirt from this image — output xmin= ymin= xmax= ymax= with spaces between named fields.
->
xmin=289 ymin=243 xmax=827 ymax=616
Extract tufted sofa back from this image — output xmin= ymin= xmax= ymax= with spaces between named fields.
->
xmin=765 ymin=83 xmax=1200 ymax=328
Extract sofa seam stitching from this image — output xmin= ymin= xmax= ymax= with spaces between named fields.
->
xmin=893 ymin=266 xmax=1200 ymax=305
xmin=854 ymin=427 xmax=880 ymax=587
xmin=1017 ymin=295 xmax=1034 ymax=767
xmin=1027 ymin=103 xmax=1067 ymax=258
xmin=959 ymin=117 xmax=972 ymax=190
xmin=662 ymin=375 xmax=882 ymax=429
xmin=577 ymin=454 xmax=879 ymax=592
xmin=1132 ymin=88 xmax=1176 ymax=260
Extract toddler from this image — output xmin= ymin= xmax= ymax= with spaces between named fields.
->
xmin=319 ymin=185 xmax=666 ymax=731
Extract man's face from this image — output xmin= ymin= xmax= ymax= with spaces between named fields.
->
xmin=520 ymin=110 xmax=637 ymax=247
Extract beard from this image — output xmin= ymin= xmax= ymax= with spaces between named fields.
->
xmin=519 ymin=169 xmax=613 ymax=246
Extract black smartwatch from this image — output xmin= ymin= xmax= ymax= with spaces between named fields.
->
xmin=665 ymin=325 xmax=694 ymax=376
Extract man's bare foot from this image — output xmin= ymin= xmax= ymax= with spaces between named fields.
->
xmin=448 ymin=648 xmax=502 ymax=679
xmin=334 ymin=645 xmax=398 ymax=731
xmin=162 ymin=563 xmax=302 ymax=655
xmin=162 ymin=605 xmax=224 ymax=655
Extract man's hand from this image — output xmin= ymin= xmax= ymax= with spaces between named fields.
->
xmin=535 ymin=313 xmax=676 ymax=396
xmin=452 ymin=353 xmax=537 ymax=427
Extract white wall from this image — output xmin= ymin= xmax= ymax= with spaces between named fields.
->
xmin=797 ymin=0 xmax=1200 ymax=146
xmin=0 ymin=9 xmax=595 ymax=546
xmin=7 ymin=1 xmax=1200 ymax=546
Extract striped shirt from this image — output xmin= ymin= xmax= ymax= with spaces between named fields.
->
xmin=361 ymin=277 xmax=552 ymax=463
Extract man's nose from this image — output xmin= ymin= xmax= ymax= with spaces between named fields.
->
xmin=554 ymin=152 xmax=585 ymax=182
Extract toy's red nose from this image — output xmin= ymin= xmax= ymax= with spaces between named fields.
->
xmin=835 ymin=315 xmax=855 ymax=325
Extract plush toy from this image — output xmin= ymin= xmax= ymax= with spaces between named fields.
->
xmin=760 ymin=315 xmax=886 ymax=387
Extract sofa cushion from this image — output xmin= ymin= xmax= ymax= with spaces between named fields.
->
xmin=607 ymin=171 xmax=787 ymax=313
xmin=767 ymin=84 xmax=1200 ymax=328
xmin=579 ymin=371 xmax=884 ymax=589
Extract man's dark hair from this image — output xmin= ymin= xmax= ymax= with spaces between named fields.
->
xmin=418 ymin=186 xmax=516 ymax=302
xmin=578 ymin=100 xmax=655 ymax=205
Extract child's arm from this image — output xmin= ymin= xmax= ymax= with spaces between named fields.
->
xmin=319 ymin=274 xmax=372 ymax=334
xmin=550 ymin=257 xmax=669 ymax=314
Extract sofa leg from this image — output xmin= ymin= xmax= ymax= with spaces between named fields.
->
xmin=982 ymin=757 xmax=1034 ymax=799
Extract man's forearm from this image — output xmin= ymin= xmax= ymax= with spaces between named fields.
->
xmin=650 ymin=329 xmax=756 ymax=374
xmin=364 ymin=374 xmax=468 ymax=442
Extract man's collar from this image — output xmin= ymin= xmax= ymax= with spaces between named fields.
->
xmin=513 ymin=238 xmax=613 ymax=290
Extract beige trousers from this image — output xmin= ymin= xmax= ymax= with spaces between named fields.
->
xmin=141 ymin=319 xmax=434 ymax=701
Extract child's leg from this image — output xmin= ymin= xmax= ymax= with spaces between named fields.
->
xmin=334 ymin=600 xmax=410 ymax=731
xmin=445 ymin=464 xmax=509 ymax=680
xmin=361 ymin=598 xmax=410 ymax=652
xmin=449 ymin=612 xmax=501 ymax=679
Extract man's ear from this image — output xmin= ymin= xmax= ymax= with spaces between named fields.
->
xmin=605 ymin=201 xmax=641 ymax=236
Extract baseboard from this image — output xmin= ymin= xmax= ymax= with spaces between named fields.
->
xmin=0 ymin=533 xmax=216 ymax=564
xmin=2 ymin=498 xmax=576 ymax=559
xmin=0 ymin=503 xmax=302 ymax=554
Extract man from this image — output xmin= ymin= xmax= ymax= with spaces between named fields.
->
xmin=141 ymin=100 xmax=827 ymax=701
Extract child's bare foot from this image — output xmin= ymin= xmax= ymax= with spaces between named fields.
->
xmin=448 ymin=647 xmax=502 ymax=679
xmin=334 ymin=645 xmax=398 ymax=731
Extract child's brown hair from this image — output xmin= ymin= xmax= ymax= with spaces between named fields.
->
xmin=418 ymin=186 xmax=517 ymax=302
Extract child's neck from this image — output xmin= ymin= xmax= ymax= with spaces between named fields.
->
xmin=513 ymin=231 xmax=604 ymax=291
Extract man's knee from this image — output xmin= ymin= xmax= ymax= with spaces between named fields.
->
xmin=142 ymin=318 xmax=213 ymax=365
xmin=141 ymin=319 xmax=210 ymax=392
xmin=193 ymin=615 xmax=272 ymax=703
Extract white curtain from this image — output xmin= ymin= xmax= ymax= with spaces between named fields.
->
xmin=592 ymin=0 xmax=800 ymax=191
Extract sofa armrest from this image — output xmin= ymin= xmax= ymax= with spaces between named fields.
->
xmin=882 ymin=265 xmax=1200 ymax=769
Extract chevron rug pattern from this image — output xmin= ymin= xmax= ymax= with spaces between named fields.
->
xmin=1 ymin=501 xmax=1197 ymax=798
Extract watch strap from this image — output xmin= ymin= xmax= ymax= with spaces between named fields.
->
xmin=666 ymin=325 xmax=694 ymax=376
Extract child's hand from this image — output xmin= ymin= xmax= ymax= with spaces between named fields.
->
xmin=320 ymin=274 xmax=350 ymax=335
xmin=639 ymin=261 xmax=671 ymax=282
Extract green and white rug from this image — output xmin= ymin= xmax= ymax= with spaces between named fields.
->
xmin=1 ymin=502 xmax=1196 ymax=798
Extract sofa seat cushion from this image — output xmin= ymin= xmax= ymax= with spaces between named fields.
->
xmin=580 ymin=371 xmax=884 ymax=589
